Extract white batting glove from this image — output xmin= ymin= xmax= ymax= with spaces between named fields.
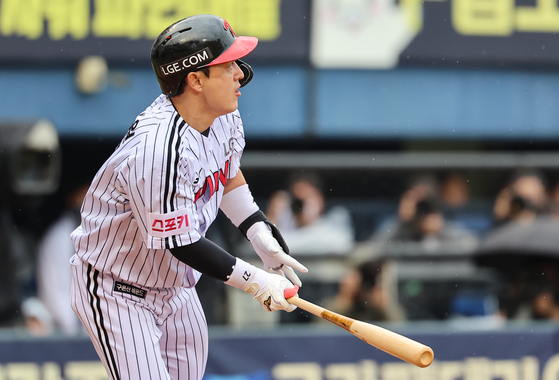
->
xmin=247 ymin=222 xmax=308 ymax=287
xmin=225 ymin=258 xmax=297 ymax=312
xmin=247 ymin=271 xmax=297 ymax=312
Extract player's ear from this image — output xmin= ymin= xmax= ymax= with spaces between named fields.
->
xmin=186 ymin=72 xmax=203 ymax=93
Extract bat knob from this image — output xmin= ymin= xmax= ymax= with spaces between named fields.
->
xmin=418 ymin=348 xmax=435 ymax=368
xmin=284 ymin=286 xmax=299 ymax=299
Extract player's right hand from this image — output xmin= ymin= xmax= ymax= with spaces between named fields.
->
xmin=243 ymin=269 xmax=298 ymax=313
xmin=249 ymin=228 xmax=308 ymax=287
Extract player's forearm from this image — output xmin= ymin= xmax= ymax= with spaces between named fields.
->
xmin=223 ymin=169 xmax=247 ymax=194
xmin=220 ymin=184 xmax=288 ymax=251
xmin=170 ymin=237 xmax=297 ymax=312
xmin=219 ymin=180 xmax=307 ymax=286
xmin=169 ymin=237 xmax=235 ymax=281
xmin=220 ymin=182 xmax=260 ymax=227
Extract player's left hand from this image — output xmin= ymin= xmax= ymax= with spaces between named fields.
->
xmin=244 ymin=270 xmax=298 ymax=312
xmin=248 ymin=228 xmax=308 ymax=287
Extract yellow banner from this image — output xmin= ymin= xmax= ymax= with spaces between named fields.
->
xmin=0 ymin=0 xmax=282 ymax=40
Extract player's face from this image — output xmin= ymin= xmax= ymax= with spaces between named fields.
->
xmin=202 ymin=61 xmax=244 ymax=116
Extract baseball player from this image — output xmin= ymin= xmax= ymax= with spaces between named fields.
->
xmin=69 ymin=14 xmax=308 ymax=380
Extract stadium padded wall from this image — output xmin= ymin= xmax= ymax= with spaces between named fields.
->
xmin=1 ymin=67 xmax=559 ymax=140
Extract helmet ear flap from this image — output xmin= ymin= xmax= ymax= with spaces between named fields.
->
xmin=237 ymin=60 xmax=253 ymax=87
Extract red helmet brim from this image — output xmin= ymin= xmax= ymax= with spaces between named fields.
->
xmin=207 ymin=36 xmax=258 ymax=66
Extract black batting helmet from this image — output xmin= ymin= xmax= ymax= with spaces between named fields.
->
xmin=151 ymin=14 xmax=258 ymax=96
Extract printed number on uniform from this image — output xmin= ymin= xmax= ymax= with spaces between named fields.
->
xmin=124 ymin=120 xmax=139 ymax=141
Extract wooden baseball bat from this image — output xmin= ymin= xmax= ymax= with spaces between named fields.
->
xmin=284 ymin=287 xmax=434 ymax=368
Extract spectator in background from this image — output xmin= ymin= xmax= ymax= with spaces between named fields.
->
xmin=492 ymin=168 xmax=549 ymax=228
xmin=322 ymin=259 xmax=404 ymax=322
xmin=546 ymin=178 xmax=559 ymax=222
xmin=438 ymin=170 xmax=472 ymax=223
xmin=531 ymin=279 xmax=559 ymax=322
xmin=29 ymin=181 xmax=89 ymax=335
xmin=476 ymin=169 xmax=556 ymax=320
xmin=372 ymin=174 xmax=478 ymax=251
xmin=20 ymin=297 xmax=53 ymax=336
xmin=549 ymin=182 xmax=559 ymax=218
xmin=492 ymin=262 xmax=559 ymax=321
xmin=438 ymin=171 xmax=471 ymax=212
xmin=266 ymin=171 xmax=355 ymax=256
xmin=394 ymin=174 xmax=439 ymax=225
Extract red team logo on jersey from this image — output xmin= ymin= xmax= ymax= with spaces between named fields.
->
xmin=194 ymin=157 xmax=231 ymax=203
xmin=149 ymin=209 xmax=191 ymax=238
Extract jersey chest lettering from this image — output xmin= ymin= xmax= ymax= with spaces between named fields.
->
xmin=194 ymin=157 xmax=231 ymax=203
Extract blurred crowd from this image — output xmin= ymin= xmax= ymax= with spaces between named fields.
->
xmin=255 ymin=168 xmax=559 ymax=326
xmin=4 ymin=166 xmax=559 ymax=335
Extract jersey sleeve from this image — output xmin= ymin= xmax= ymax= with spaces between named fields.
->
xmin=119 ymin=126 xmax=202 ymax=251
xmin=228 ymin=110 xmax=246 ymax=180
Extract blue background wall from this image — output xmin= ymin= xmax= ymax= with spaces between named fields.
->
xmin=2 ymin=66 xmax=559 ymax=141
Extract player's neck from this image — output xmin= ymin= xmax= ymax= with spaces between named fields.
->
xmin=170 ymin=95 xmax=217 ymax=133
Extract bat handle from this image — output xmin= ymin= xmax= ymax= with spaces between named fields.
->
xmin=288 ymin=296 xmax=326 ymax=317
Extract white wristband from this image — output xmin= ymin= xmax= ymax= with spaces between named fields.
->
xmin=225 ymin=258 xmax=268 ymax=296
xmin=220 ymin=184 xmax=260 ymax=227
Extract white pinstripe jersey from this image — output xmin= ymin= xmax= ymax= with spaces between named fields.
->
xmin=71 ymin=94 xmax=245 ymax=288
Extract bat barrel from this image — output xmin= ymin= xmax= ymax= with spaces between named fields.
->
xmin=350 ymin=320 xmax=434 ymax=368
xmin=286 ymin=295 xmax=435 ymax=368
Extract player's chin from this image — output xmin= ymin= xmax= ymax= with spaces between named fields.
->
xmin=228 ymin=99 xmax=239 ymax=112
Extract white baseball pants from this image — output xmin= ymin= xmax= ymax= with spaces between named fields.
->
xmin=70 ymin=255 xmax=208 ymax=380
